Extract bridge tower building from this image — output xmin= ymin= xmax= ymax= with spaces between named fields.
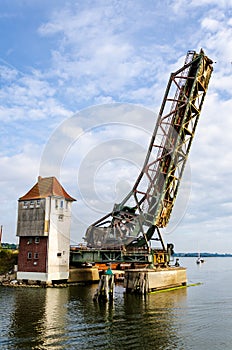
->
xmin=16 ymin=176 xmax=76 ymax=284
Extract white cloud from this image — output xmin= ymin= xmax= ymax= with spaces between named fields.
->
xmin=171 ymin=0 xmax=232 ymax=13
xmin=201 ymin=18 xmax=221 ymax=32
xmin=36 ymin=3 xmax=175 ymax=107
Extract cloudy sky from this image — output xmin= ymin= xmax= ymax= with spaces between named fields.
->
xmin=1 ymin=0 xmax=232 ymax=253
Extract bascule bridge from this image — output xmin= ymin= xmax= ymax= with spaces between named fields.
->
xmin=71 ymin=49 xmax=213 ymax=276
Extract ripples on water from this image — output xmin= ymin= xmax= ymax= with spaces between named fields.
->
xmin=1 ymin=258 xmax=232 ymax=349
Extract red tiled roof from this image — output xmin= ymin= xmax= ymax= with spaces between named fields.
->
xmin=19 ymin=176 xmax=76 ymax=201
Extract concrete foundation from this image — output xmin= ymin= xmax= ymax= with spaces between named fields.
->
xmin=68 ymin=267 xmax=100 ymax=283
xmin=124 ymin=267 xmax=187 ymax=294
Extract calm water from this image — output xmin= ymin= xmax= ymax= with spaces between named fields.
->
xmin=1 ymin=257 xmax=232 ymax=350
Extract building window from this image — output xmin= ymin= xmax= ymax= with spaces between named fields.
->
xmin=58 ymin=214 xmax=64 ymax=221
xmin=35 ymin=237 xmax=40 ymax=244
xmin=30 ymin=200 xmax=34 ymax=208
xmin=23 ymin=201 xmax=29 ymax=208
xmin=57 ymin=252 xmax=62 ymax=257
xmin=27 ymin=238 xmax=33 ymax=245
xmin=36 ymin=199 xmax=40 ymax=208
xmin=27 ymin=252 xmax=32 ymax=259
xmin=65 ymin=201 xmax=68 ymax=210
xmin=34 ymin=252 xmax=39 ymax=259
xmin=60 ymin=200 xmax=64 ymax=208
xmin=55 ymin=199 xmax=58 ymax=209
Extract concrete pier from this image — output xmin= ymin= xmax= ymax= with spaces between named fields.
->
xmin=68 ymin=267 xmax=99 ymax=283
xmin=124 ymin=267 xmax=187 ymax=294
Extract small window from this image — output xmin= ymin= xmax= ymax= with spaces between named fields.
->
xmin=27 ymin=252 xmax=32 ymax=259
xmin=23 ymin=201 xmax=28 ymax=208
xmin=27 ymin=238 xmax=33 ymax=245
xmin=34 ymin=252 xmax=39 ymax=259
xmin=58 ymin=214 xmax=64 ymax=221
xmin=35 ymin=237 xmax=40 ymax=244
xmin=55 ymin=199 xmax=58 ymax=209
xmin=36 ymin=200 xmax=40 ymax=207
xmin=60 ymin=200 xmax=64 ymax=208
xmin=65 ymin=201 xmax=68 ymax=210
xmin=30 ymin=200 xmax=34 ymax=208
xmin=57 ymin=252 xmax=62 ymax=257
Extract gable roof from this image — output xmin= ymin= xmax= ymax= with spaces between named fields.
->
xmin=19 ymin=176 xmax=76 ymax=201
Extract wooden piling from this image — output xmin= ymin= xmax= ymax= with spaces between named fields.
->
xmin=93 ymin=274 xmax=114 ymax=302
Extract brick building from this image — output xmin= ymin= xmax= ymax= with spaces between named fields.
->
xmin=16 ymin=176 xmax=76 ymax=283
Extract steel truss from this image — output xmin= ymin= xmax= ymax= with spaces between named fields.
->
xmin=85 ymin=49 xmax=213 ymax=250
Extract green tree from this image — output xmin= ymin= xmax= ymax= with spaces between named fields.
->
xmin=0 ymin=249 xmax=18 ymax=274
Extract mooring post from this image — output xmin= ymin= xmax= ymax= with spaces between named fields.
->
xmin=93 ymin=267 xmax=114 ymax=302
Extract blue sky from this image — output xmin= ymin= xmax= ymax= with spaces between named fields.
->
xmin=1 ymin=0 xmax=232 ymax=253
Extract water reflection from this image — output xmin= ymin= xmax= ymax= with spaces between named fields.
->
xmin=4 ymin=283 xmax=187 ymax=350
xmin=2 ymin=258 xmax=232 ymax=349
xmin=66 ymin=284 xmax=187 ymax=350
xmin=9 ymin=288 xmax=47 ymax=349
xmin=8 ymin=287 xmax=68 ymax=349
xmin=41 ymin=288 xmax=69 ymax=349
xmin=116 ymin=288 xmax=187 ymax=349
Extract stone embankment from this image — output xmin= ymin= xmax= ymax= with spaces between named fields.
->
xmin=0 ymin=274 xmax=68 ymax=288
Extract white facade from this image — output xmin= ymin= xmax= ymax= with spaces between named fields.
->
xmin=46 ymin=196 xmax=72 ymax=281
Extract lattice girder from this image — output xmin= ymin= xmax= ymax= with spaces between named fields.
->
xmin=85 ymin=49 xmax=213 ymax=248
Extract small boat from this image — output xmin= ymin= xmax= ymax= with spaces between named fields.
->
xmin=196 ymin=253 xmax=204 ymax=264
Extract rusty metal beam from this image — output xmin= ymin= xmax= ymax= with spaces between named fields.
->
xmin=85 ymin=49 xmax=213 ymax=249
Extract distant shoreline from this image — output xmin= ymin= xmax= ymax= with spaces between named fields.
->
xmin=174 ymin=253 xmax=232 ymax=257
